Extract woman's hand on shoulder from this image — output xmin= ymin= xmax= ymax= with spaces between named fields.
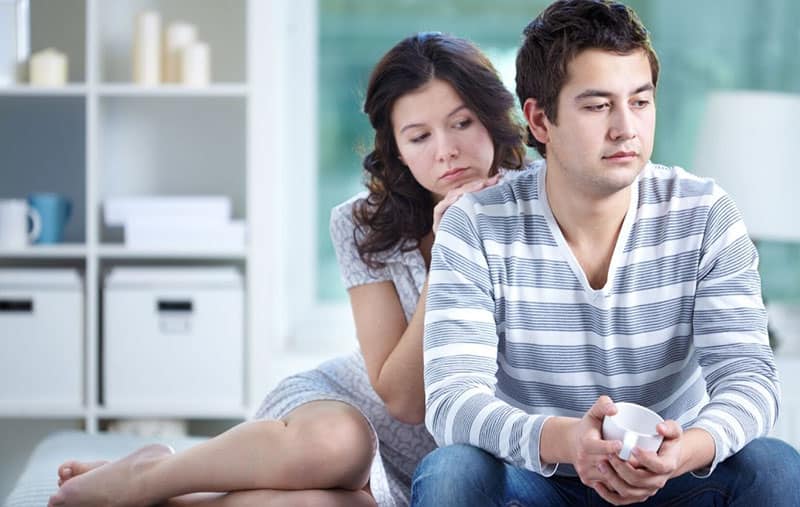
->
xmin=433 ymin=174 xmax=500 ymax=234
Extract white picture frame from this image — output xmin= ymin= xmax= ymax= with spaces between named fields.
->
xmin=0 ymin=0 xmax=29 ymax=86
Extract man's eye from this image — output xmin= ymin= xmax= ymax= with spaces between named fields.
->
xmin=585 ymin=103 xmax=609 ymax=112
xmin=632 ymin=100 xmax=650 ymax=108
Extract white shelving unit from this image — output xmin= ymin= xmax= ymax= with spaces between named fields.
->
xmin=0 ymin=0 xmax=326 ymax=434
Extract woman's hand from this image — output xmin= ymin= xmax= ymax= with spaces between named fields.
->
xmin=432 ymin=174 xmax=500 ymax=235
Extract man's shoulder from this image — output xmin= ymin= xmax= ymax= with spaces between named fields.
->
xmin=639 ymin=163 xmax=722 ymax=207
xmin=461 ymin=160 xmax=542 ymax=211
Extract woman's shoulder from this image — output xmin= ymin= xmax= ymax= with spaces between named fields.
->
xmin=330 ymin=191 xmax=369 ymax=227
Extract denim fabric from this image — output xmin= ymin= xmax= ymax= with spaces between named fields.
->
xmin=410 ymin=438 xmax=800 ymax=506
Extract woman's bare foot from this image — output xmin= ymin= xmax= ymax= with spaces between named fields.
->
xmin=48 ymin=443 xmax=174 ymax=507
xmin=57 ymin=460 xmax=109 ymax=486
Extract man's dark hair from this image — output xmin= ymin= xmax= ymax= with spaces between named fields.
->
xmin=516 ymin=0 xmax=660 ymax=156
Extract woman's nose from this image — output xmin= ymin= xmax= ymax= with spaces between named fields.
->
xmin=436 ymin=135 xmax=459 ymax=162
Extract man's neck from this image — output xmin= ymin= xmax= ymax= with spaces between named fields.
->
xmin=545 ymin=170 xmax=631 ymax=249
xmin=545 ymin=166 xmax=633 ymax=290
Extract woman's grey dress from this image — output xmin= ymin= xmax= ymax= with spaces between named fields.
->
xmin=254 ymin=193 xmax=437 ymax=507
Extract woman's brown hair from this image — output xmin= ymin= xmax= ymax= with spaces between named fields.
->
xmin=355 ymin=32 xmax=527 ymax=269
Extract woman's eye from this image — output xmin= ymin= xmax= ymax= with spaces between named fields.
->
xmin=454 ymin=118 xmax=473 ymax=129
xmin=410 ymin=132 xmax=429 ymax=143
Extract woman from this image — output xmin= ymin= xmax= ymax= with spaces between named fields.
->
xmin=48 ymin=32 xmax=527 ymax=507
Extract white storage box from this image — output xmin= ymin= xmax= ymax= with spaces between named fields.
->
xmin=0 ymin=269 xmax=83 ymax=408
xmin=103 ymin=267 xmax=243 ymax=411
xmin=103 ymin=196 xmax=231 ymax=227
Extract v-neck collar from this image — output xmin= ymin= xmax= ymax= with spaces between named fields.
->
xmin=537 ymin=161 xmax=641 ymax=301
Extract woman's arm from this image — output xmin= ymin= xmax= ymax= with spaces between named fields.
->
xmin=341 ymin=177 xmax=499 ymax=425
xmin=348 ymin=278 xmax=428 ymax=425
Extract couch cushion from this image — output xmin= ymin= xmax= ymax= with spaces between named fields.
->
xmin=3 ymin=430 xmax=205 ymax=507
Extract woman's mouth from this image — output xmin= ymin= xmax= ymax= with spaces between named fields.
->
xmin=441 ymin=167 xmax=467 ymax=180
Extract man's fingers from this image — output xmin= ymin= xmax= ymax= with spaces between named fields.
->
xmin=588 ymin=395 xmax=616 ymax=421
xmin=629 ymin=448 xmax=671 ymax=475
xmin=583 ymin=437 xmax=622 ymax=457
xmin=657 ymin=420 xmax=682 ymax=440
xmin=593 ymin=481 xmax=627 ymax=505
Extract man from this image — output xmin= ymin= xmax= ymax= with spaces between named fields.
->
xmin=411 ymin=0 xmax=800 ymax=505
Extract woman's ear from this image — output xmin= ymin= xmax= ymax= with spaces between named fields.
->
xmin=523 ymin=98 xmax=550 ymax=146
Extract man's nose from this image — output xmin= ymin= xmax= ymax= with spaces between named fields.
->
xmin=608 ymin=107 xmax=637 ymax=141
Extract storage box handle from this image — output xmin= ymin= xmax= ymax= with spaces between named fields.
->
xmin=157 ymin=300 xmax=193 ymax=312
xmin=0 ymin=299 xmax=34 ymax=313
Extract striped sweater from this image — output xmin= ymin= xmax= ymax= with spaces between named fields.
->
xmin=423 ymin=161 xmax=780 ymax=477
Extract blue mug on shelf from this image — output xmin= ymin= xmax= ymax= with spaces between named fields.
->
xmin=27 ymin=193 xmax=72 ymax=244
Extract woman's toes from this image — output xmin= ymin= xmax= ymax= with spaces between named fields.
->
xmin=57 ymin=460 xmax=109 ymax=486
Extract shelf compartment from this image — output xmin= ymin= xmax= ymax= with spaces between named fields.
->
xmin=97 ymin=96 xmax=246 ymax=244
xmin=97 ymin=0 xmax=246 ymax=84
xmin=0 ymin=96 xmax=87 ymax=244
xmin=28 ymin=0 xmax=87 ymax=84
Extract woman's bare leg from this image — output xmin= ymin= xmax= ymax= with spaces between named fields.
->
xmin=48 ymin=401 xmax=376 ymax=507
xmin=162 ymin=488 xmax=376 ymax=507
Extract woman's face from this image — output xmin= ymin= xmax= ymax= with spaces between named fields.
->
xmin=391 ymin=78 xmax=495 ymax=201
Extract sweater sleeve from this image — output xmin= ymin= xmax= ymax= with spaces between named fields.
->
xmin=689 ymin=191 xmax=780 ymax=476
xmin=422 ymin=197 xmax=556 ymax=475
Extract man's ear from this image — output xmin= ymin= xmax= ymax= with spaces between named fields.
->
xmin=523 ymin=98 xmax=551 ymax=146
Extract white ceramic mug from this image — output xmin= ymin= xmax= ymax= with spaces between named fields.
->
xmin=602 ymin=402 xmax=664 ymax=460
xmin=0 ymin=199 xmax=41 ymax=248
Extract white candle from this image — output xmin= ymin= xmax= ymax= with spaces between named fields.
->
xmin=133 ymin=10 xmax=161 ymax=85
xmin=163 ymin=21 xmax=197 ymax=83
xmin=29 ymin=48 xmax=68 ymax=86
xmin=180 ymin=41 xmax=210 ymax=87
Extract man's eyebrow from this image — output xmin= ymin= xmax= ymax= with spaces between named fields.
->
xmin=574 ymin=83 xmax=655 ymax=101
xmin=399 ymin=104 xmax=468 ymax=134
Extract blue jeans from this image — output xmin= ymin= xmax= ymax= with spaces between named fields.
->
xmin=410 ymin=438 xmax=800 ymax=506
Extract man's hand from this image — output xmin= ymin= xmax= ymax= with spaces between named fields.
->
xmin=592 ymin=419 xmax=683 ymax=505
xmin=432 ymin=174 xmax=499 ymax=234
xmin=571 ymin=396 xmax=623 ymax=488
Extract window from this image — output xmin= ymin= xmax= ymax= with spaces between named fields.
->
xmin=311 ymin=0 xmax=800 ymax=340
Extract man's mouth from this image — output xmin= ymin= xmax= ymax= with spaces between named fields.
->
xmin=603 ymin=151 xmax=637 ymax=160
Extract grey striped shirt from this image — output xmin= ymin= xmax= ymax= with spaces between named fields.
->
xmin=423 ymin=161 xmax=780 ymax=477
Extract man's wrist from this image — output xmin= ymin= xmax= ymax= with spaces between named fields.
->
xmin=675 ymin=428 xmax=716 ymax=476
xmin=540 ymin=416 xmax=580 ymax=464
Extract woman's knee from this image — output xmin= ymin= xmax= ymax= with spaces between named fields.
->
xmin=286 ymin=405 xmax=375 ymax=488
xmin=412 ymin=444 xmax=505 ymax=506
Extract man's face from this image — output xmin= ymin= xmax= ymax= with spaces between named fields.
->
xmin=533 ymin=48 xmax=656 ymax=198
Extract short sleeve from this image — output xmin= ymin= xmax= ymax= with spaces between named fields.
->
xmin=329 ymin=196 xmax=393 ymax=289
